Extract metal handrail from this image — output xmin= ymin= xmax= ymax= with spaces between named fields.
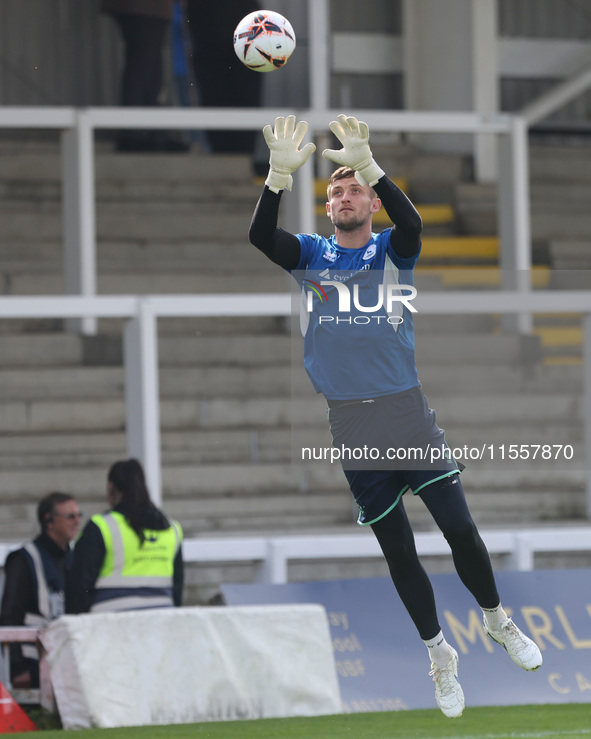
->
xmin=0 ymin=291 xmax=589 ymax=514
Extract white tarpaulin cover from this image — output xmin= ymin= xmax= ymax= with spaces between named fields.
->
xmin=40 ymin=604 xmax=341 ymax=729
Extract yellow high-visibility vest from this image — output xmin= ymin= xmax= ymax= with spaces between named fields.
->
xmin=90 ymin=510 xmax=182 ymax=612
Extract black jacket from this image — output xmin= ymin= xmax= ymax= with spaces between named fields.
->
xmin=65 ymin=505 xmax=184 ymax=614
xmin=0 ymin=533 xmax=72 ymax=678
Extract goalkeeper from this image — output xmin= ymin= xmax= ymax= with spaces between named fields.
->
xmin=249 ymin=114 xmax=542 ymax=718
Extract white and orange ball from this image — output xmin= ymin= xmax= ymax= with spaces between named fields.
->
xmin=233 ymin=10 xmax=296 ymax=73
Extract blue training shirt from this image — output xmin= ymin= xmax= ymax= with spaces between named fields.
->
xmin=290 ymin=229 xmax=421 ymax=401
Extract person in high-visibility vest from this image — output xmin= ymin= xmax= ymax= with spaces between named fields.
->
xmin=1 ymin=492 xmax=82 ymax=688
xmin=66 ymin=459 xmax=183 ymax=613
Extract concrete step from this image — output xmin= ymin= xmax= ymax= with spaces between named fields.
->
xmin=0 ymin=330 xmax=544 ymax=370
xmin=0 ymin=240 xmax=278 ymax=276
xmin=0 ymin=148 xmax=254 ymax=185
xmin=0 ymin=426 xmax=333 ymax=471
xmin=0 ymin=333 xmax=83 ymax=366
xmin=0 ymin=315 xmax=287 ymax=338
xmin=1 ymin=271 xmax=285 ymax=295
xmin=406 ymin=153 xmax=470 ymax=203
xmin=158 ymin=334 xmax=293 ymax=366
xmin=0 ymin=502 xmax=356 ymax=544
xmin=415 ymin=265 xmax=553 ymax=290
xmin=0 ymin=136 xmax=587 ymax=543
xmin=530 ymin=182 xmax=591 ymax=206
xmin=0 ymin=359 xmax=579 ymax=401
xmin=0 ymin=366 xmax=123 ymax=400
xmin=529 ymin=144 xmax=591 ymax=184
xmin=549 ymin=240 xmax=591 ymax=269
xmin=454 ymin=183 xmax=497 ymax=235
xmin=408 ymin=314 xmax=496 ymax=333
xmin=0 ymin=332 xmax=295 ymax=368
xmin=464 ymin=489 xmax=585 ymax=525
xmin=0 ymin=318 xmax=65 ymax=335
xmin=414 ymin=332 xmax=541 ymax=366
xmin=154 ymin=333 xmax=538 ymax=368
xmin=403 ymin=486 xmax=585 ymax=528
xmin=532 ymin=211 xmax=591 ymax=241
xmin=0 ymin=176 xmax=260 ymax=205
xmin=546 ymin=270 xmax=591 ymax=292
xmin=0 ymin=490 xmax=354 ymax=542
xmin=419 ymin=236 xmax=499 ymax=265
xmin=95 ymin=315 xmax=289 ymax=337
xmin=0 ymin=453 xmax=580 ymax=506
xmin=455 ymin=176 xmax=591 ymax=245
xmin=438 ymin=418 xmax=581 ymax=443
xmin=0 ymin=236 xmax=516 ymax=278
xmin=460 ymin=465 xmax=584 ymax=491
xmin=0 ymin=202 xmax=254 ymax=241
xmin=0 ymin=396 xmax=329 ymax=434
xmin=430 ymin=392 xmax=581 ymax=426
xmin=0 ymin=390 xmax=580 ymax=436
xmin=456 ymin=181 xmax=591 ymax=225
xmin=419 ymin=362 xmax=582 ymax=394
xmin=0 ymin=312 xmax=495 ymax=340
xmin=0 ymin=365 xmax=295 ymax=400
xmin=0 ymin=241 xmax=60 ymax=261
xmin=165 ymin=493 xmax=355 ymax=537
xmin=0 ymin=460 xmax=582 ymax=541
xmin=0 ymin=461 xmax=342 ymax=500
xmin=0 ymin=399 xmax=580 ymax=469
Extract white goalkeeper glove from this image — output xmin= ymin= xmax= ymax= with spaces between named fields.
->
xmin=322 ymin=114 xmax=385 ymax=187
xmin=262 ymin=115 xmax=316 ymax=194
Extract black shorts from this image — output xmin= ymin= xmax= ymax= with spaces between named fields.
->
xmin=327 ymin=385 xmax=461 ymax=525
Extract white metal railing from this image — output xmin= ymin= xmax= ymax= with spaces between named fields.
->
xmin=0 ymin=291 xmax=590 ymax=515
xmin=2 ymin=526 xmax=591 ymax=585
xmin=521 ymin=63 xmax=591 ymax=126
xmin=0 ymin=104 xmax=533 ymax=333
xmin=180 ymin=526 xmax=591 ymax=582
xmin=71 ymin=108 xmax=531 ymax=333
xmin=0 ymin=100 xmax=532 ymax=334
xmin=1 ymin=0 xmax=590 ymax=338
xmin=0 ymin=626 xmax=54 ymax=710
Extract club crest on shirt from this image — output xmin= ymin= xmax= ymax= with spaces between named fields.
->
xmin=362 ymin=245 xmax=376 ymax=261
xmin=323 ymin=247 xmax=337 ymax=262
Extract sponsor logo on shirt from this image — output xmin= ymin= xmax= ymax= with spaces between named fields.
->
xmin=323 ymin=248 xmax=337 ymax=262
xmin=362 ymin=245 xmax=376 ymax=261
xmin=303 ymin=278 xmax=417 ymax=321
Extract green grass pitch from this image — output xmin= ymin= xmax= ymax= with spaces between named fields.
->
xmin=14 ymin=703 xmax=591 ymax=738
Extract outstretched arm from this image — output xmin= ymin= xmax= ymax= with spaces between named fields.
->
xmin=249 ymin=187 xmax=302 ymax=270
xmin=249 ymin=115 xmax=315 ymax=270
xmin=374 ymin=176 xmax=422 ymax=258
xmin=323 ymin=114 xmax=422 ymax=258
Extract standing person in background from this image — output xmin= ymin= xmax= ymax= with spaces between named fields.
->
xmin=66 ymin=459 xmax=183 ymax=613
xmin=185 ymin=1 xmax=262 ymax=156
xmin=0 ymin=493 xmax=81 ymax=688
xmin=102 ymin=0 xmax=189 ymax=151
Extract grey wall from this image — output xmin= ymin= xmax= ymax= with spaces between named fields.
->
xmin=0 ymin=0 xmax=120 ymax=105
xmin=0 ymin=0 xmax=589 ymax=124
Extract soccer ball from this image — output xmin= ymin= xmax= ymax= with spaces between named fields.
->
xmin=233 ymin=10 xmax=296 ymax=73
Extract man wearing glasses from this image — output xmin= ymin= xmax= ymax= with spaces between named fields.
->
xmin=0 ymin=492 xmax=82 ymax=689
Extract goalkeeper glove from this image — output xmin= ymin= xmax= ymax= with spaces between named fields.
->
xmin=263 ymin=115 xmax=316 ymax=194
xmin=322 ymin=114 xmax=385 ymax=187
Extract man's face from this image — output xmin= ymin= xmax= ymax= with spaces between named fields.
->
xmin=46 ymin=499 xmax=82 ymax=548
xmin=326 ymin=177 xmax=380 ymax=232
